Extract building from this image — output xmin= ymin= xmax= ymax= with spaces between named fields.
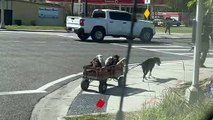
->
xmin=0 ymin=0 xmax=66 ymax=26
xmin=0 ymin=0 xmax=169 ymax=26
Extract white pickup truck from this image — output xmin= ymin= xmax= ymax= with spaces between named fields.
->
xmin=66 ymin=9 xmax=155 ymax=42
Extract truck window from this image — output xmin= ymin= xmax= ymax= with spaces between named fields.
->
xmin=92 ymin=11 xmax=106 ymax=18
xmin=109 ymin=12 xmax=131 ymax=21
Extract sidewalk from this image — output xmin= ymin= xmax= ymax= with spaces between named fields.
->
xmin=30 ymin=58 xmax=213 ymax=120
xmin=106 ymin=58 xmax=213 ymax=113
xmin=154 ymin=32 xmax=192 ymax=39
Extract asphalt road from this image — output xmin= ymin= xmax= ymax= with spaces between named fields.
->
xmin=0 ymin=31 xmax=211 ymax=120
xmin=0 ymin=31 xmax=128 ymax=120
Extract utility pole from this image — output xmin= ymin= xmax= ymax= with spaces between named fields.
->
xmin=185 ymin=0 xmax=203 ymax=104
xmin=85 ymin=0 xmax=88 ymax=17
xmin=0 ymin=0 xmax=5 ymax=29
xmin=71 ymin=0 xmax=74 ymax=15
xmin=116 ymin=0 xmax=137 ymax=119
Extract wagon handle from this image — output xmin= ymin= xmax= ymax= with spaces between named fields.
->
xmin=116 ymin=58 xmax=126 ymax=65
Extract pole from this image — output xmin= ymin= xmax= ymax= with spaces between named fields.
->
xmin=192 ymin=0 xmax=203 ymax=86
xmin=191 ymin=18 xmax=196 ymax=44
xmin=119 ymin=4 xmax=121 ymax=10
xmin=85 ymin=0 xmax=87 ymax=17
xmin=116 ymin=0 xmax=137 ymax=120
xmin=152 ymin=0 xmax=155 ymax=19
xmin=71 ymin=0 xmax=74 ymax=15
xmin=185 ymin=0 xmax=203 ymax=104
xmin=0 ymin=0 xmax=5 ymax=29
xmin=147 ymin=4 xmax=149 ymax=20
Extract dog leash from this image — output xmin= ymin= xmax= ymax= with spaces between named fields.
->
xmin=128 ymin=64 xmax=141 ymax=71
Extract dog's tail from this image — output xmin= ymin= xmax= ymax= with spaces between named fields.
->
xmin=128 ymin=63 xmax=142 ymax=71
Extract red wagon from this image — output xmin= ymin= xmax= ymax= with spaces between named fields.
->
xmin=81 ymin=58 xmax=125 ymax=93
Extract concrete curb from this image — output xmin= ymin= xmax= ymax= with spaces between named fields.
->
xmin=30 ymin=74 xmax=82 ymax=120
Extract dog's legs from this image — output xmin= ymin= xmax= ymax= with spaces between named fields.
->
xmin=148 ymin=72 xmax=152 ymax=78
xmin=143 ymin=70 xmax=148 ymax=82
xmin=142 ymin=66 xmax=147 ymax=82
xmin=148 ymin=68 xmax=153 ymax=78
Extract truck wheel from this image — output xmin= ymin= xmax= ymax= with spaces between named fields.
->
xmin=91 ymin=28 xmax=105 ymax=42
xmin=81 ymin=79 xmax=89 ymax=91
xmin=177 ymin=24 xmax=181 ymax=27
xmin=140 ymin=29 xmax=153 ymax=43
xmin=77 ymin=33 xmax=90 ymax=41
xmin=99 ymin=81 xmax=107 ymax=94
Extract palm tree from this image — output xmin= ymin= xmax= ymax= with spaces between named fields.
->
xmin=188 ymin=0 xmax=213 ymax=30
xmin=187 ymin=0 xmax=213 ymax=13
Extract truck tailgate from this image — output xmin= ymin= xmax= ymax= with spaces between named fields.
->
xmin=66 ymin=16 xmax=81 ymax=28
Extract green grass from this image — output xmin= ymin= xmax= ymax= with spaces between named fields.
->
xmin=137 ymin=89 xmax=213 ymax=120
xmin=5 ymin=25 xmax=192 ymax=33
xmin=155 ymin=26 xmax=192 ymax=33
xmin=65 ymin=78 xmax=213 ymax=120
xmin=5 ymin=25 xmax=66 ymax=31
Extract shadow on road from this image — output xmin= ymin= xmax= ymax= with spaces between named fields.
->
xmin=75 ymin=39 xmax=169 ymax=45
xmin=105 ymin=86 xmax=153 ymax=96
xmin=84 ymin=85 xmax=152 ymax=96
xmin=155 ymin=77 xmax=178 ymax=84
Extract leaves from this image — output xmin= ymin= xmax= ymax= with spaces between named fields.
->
xmin=187 ymin=0 xmax=213 ymax=12
xmin=187 ymin=0 xmax=196 ymax=8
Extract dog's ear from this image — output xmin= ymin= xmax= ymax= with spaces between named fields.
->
xmin=154 ymin=57 xmax=161 ymax=66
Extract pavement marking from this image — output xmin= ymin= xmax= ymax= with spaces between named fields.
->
xmin=33 ymin=41 xmax=47 ymax=44
xmin=148 ymin=48 xmax=191 ymax=51
xmin=112 ymin=43 xmax=191 ymax=57
xmin=111 ymin=43 xmax=213 ymax=57
xmin=37 ymin=72 xmax=82 ymax=91
xmin=182 ymin=52 xmax=213 ymax=55
xmin=0 ymin=41 xmax=21 ymax=43
xmin=132 ymin=45 xmax=186 ymax=48
xmin=57 ymin=34 xmax=127 ymax=40
xmin=0 ymin=73 xmax=82 ymax=96
xmin=57 ymin=34 xmax=77 ymax=39
xmin=0 ymin=90 xmax=47 ymax=96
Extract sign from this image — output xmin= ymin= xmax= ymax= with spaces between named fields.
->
xmin=96 ymin=99 xmax=105 ymax=109
xmin=38 ymin=7 xmax=59 ymax=18
xmin=144 ymin=0 xmax=150 ymax=4
xmin=115 ymin=0 xmax=119 ymax=4
xmin=144 ymin=9 xmax=150 ymax=19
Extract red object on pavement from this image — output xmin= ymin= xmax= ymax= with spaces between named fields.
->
xmin=96 ymin=99 xmax=105 ymax=109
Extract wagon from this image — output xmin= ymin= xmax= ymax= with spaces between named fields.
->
xmin=81 ymin=58 xmax=125 ymax=94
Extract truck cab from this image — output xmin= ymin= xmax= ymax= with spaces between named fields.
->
xmin=66 ymin=9 xmax=155 ymax=42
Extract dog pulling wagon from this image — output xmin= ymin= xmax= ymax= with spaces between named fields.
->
xmin=81 ymin=58 xmax=125 ymax=94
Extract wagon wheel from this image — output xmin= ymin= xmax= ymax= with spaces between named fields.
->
xmin=99 ymin=80 xmax=107 ymax=94
xmin=118 ymin=76 xmax=125 ymax=87
xmin=81 ymin=79 xmax=89 ymax=91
